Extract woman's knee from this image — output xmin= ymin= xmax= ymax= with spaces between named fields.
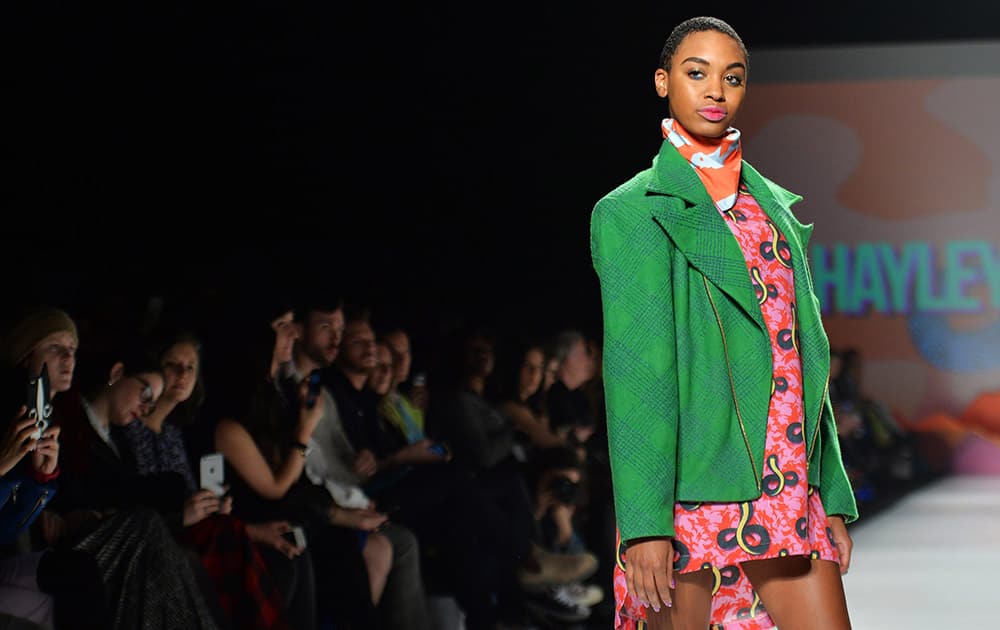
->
xmin=363 ymin=533 xmax=394 ymax=576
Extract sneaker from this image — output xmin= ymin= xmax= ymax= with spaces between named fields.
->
xmin=561 ymin=582 xmax=604 ymax=608
xmin=517 ymin=545 xmax=599 ymax=592
xmin=523 ymin=588 xmax=591 ymax=624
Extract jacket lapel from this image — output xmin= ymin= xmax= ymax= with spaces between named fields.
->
xmin=741 ymin=162 xmax=814 ymax=257
xmin=742 ymin=162 xmax=829 ymax=426
xmin=646 ymin=140 xmax=766 ymax=331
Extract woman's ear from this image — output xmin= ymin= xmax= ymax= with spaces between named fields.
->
xmin=654 ymin=68 xmax=669 ymax=98
xmin=108 ymin=361 xmax=125 ymax=387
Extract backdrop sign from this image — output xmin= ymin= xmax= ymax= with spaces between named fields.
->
xmin=739 ymin=41 xmax=1000 ymax=472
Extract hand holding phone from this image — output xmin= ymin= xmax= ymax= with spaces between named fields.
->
xmin=199 ymin=453 xmax=225 ymax=497
xmin=282 ymin=525 xmax=307 ymax=550
xmin=26 ymin=363 xmax=51 ymax=444
xmin=305 ymin=370 xmax=322 ymax=410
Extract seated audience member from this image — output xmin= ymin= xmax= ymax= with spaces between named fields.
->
xmin=492 ymin=340 xmax=566 ymax=462
xmin=213 ymin=297 xmax=387 ymax=629
xmin=53 ymin=329 xmax=283 ymax=630
xmin=284 ymin=297 xmax=432 ymax=630
xmin=381 ymin=326 xmax=429 ymax=424
xmin=0 ymin=404 xmax=61 ymax=628
xmin=529 ymin=446 xmax=605 ymax=610
xmin=5 ymin=306 xmax=218 ymax=630
xmin=431 ymin=326 xmax=599 ymax=625
xmin=830 ymin=348 xmax=924 ymax=507
xmin=544 ymin=330 xmax=598 ymax=448
xmin=113 ymin=331 xmax=296 ymax=630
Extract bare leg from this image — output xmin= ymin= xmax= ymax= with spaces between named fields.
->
xmin=645 ymin=568 xmax=714 ymax=630
xmin=361 ymin=532 xmax=393 ymax=605
xmin=741 ymin=556 xmax=851 ymax=630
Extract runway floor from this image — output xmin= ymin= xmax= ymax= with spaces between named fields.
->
xmin=843 ymin=474 xmax=1000 ymax=628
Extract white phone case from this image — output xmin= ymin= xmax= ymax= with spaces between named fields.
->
xmin=199 ymin=453 xmax=225 ymax=497
xmin=291 ymin=525 xmax=307 ymax=549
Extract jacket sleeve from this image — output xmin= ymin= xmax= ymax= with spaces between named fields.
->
xmin=819 ymin=395 xmax=860 ymax=522
xmin=591 ymin=196 xmax=680 ymax=540
xmin=0 ymin=468 xmax=57 ymax=546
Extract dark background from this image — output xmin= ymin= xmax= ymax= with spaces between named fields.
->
xmin=3 ymin=1 xmax=1000 ymax=350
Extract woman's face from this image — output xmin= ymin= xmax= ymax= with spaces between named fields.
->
xmin=654 ymin=29 xmax=747 ymax=140
xmin=25 ymin=331 xmax=77 ymax=396
xmin=109 ymin=371 xmax=165 ymax=426
xmin=271 ymin=311 xmax=299 ymax=365
xmin=161 ymin=341 xmax=199 ymax=403
xmin=370 ymin=343 xmax=395 ymax=396
xmin=518 ymin=348 xmax=545 ymax=399
xmin=383 ymin=330 xmax=412 ymax=385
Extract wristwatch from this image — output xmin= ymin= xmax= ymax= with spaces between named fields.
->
xmin=292 ymin=441 xmax=312 ymax=457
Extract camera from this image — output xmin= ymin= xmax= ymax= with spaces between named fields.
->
xmin=547 ymin=476 xmax=580 ymax=506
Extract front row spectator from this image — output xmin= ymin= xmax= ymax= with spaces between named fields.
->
xmin=213 ymin=298 xmax=391 ymax=628
xmin=285 ymin=298 xmax=432 ymax=629
xmin=3 ymin=306 xmax=218 ymax=630
xmin=144 ymin=331 xmax=317 ymax=630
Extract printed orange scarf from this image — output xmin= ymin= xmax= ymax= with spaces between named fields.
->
xmin=661 ymin=118 xmax=742 ymax=211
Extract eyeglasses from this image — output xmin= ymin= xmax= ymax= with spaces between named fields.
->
xmin=133 ymin=375 xmax=156 ymax=406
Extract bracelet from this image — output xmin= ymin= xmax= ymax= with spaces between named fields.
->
xmin=32 ymin=465 xmax=60 ymax=484
xmin=291 ymin=441 xmax=311 ymax=457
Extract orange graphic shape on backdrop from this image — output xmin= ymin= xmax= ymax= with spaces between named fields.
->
xmin=739 ymin=80 xmax=991 ymax=219
xmin=959 ymin=392 xmax=1000 ymax=436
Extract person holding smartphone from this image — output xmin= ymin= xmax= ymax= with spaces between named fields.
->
xmin=2 ymin=306 xmax=215 ymax=630
xmin=53 ymin=328 xmax=288 ymax=630
xmin=0 ymin=403 xmax=61 ymax=628
xmin=214 ymin=298 xmax=394 ymax=630
xmin=0 ymin=307 xmax=98 ymax=630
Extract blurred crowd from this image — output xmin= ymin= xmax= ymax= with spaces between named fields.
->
xmin=0 ymin=290 xmax=938 ymax=630
xmin=0 ymin=292 xmax=617 ymax=630
xmin=828 ymin=348 xmax=939 ymax=513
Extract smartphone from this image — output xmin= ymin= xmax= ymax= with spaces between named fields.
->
xmin=305 ymin=369 xmax=322 ymax=409
xmin=427 ymin=442 xmax=448 ymax=457
xmin=283 ymin=525 xmax=307 ymax=549
xmin=26 ymin=363 xmax=51 ymax=443
xmin=199 ymin=453 xmax=225 ymax=497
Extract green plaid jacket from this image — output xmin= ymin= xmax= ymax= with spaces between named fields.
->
xmin=591 ymin=139 xmax=858 ymax=542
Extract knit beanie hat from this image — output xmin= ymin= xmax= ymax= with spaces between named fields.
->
xmin=2 ymin=307 xmax=79 ymax=369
